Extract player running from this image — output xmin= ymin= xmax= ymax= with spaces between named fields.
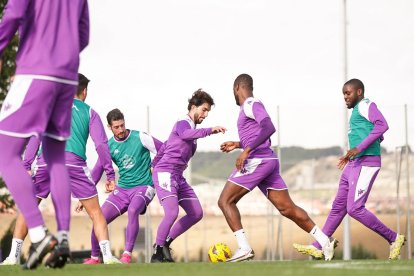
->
xmin=0 ymin=0 xmax=89 ymax=269
xmin=293 ymin=79 xmax=405 ymax=260
xmin=218 ymin=74 xmax=336 ymax=262
xmin=150 ymin=89 xmax=226 ymax=262
xmin=0 ymin=74 xmax=120 ymax=266
xmin=82 ymin=108 xmax=162 ymax=264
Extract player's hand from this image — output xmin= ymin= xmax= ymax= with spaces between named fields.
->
xmin=220 ymin=141 xmax=240 ymax=153
xmin=337 ymin=147 xmax=360 ymax=170
xmin=75 ymin=201 xmax=84 ymax=213
xmin=27 ymin=170 xmax=32 ymax=177
xmin=211 ymin=126 xmax=226 ymax=134
xmin=105 ymin=180 xmax=116 ymax=193
xmin=236 ymin=147 xmax=251 ymax=171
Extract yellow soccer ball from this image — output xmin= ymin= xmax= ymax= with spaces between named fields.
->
xmin=208 ymin=243 xmax=232 ymax=263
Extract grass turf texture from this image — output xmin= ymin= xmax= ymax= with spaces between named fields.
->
xmin=1 ymin=260 xmax=414 ymax=276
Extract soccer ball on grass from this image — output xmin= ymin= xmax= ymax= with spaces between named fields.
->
xmin=208 ymin=243 xmax=232 ymax=263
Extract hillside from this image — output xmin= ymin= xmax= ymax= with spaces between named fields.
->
xmin=191 ymin=146 xmax=343 ymax=184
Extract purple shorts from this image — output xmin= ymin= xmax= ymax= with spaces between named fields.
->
xmin=33 ymin=163 xmax=97 ymax=200
xmin=153 ymin=168 xmax=198 ymax=203
xmin=228 ymin=158 xmax=287 ymax=197
xmin=0 ymin=75 xmax=76 ymax=140
xmin=105 ymin=185 xmax=155 ymax=215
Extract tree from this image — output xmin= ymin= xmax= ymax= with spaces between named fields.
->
xmin=0 ymin=0 xmax=18 ymax=212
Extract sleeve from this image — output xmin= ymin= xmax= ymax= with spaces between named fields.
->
xmin=139 ymin=132 xmax=163 ymax=154
xmin=176 ymin=120 xmax=212 ymax=140
xmin=244 ymin=101 xmax=275 ymax=150
xmin=248 ymin=117 xmax=276 ymax=150
xmin=0 ymin=0 xmax=29 ymax=56
xmin=78 ymin=0 xmax=90 ymax=52
xmin=89 ymin=109 xmax=115 ymax=181
xmin=151 ymin=141 xmax=166 ymax=168
xmin=90 ymin=158 xmax=104 ymax=184
xmin=22 ymin=136 xmax=41 ymax=171
xmin=244 ymin=100 xmax=270 ymax=124
xmin=356 ymin=102 xmax=389 ymax=152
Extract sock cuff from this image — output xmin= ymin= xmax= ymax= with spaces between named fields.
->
xmin=234 ymin=229 xmax=245 ymax=236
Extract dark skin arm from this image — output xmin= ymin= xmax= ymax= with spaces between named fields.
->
xmin=220 ymin=141 xmax=251 ymax=171
xmin=337 ymin=147 xmax=361 ymax=170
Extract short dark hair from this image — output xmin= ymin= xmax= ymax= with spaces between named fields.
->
xmin=77 ymin=73 xmax=90 ymax=96
xmin=344 ymin=78 xmax=364 ymax=94
xmin=107 ymin=108 xmax=124 ymax=125
xmin=187 ymin=89 xmax=214 ymax=111
xmin=234 ymin=73 xmax=253 ymax=91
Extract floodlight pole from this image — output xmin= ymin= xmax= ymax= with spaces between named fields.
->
xmin=342 ymin=0 xmax=352 ymax=260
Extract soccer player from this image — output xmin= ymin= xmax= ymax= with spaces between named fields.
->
xmin=0 ymin=0 xmax=89 ymax=269
xmin=82 ymin=108 xmax=162 ymax=264
xmin=150 ymin=89 xmax=226 ymax=262
xmin=0 ymin=74 xmax=120 ymax=266
xmin=293 ymin=79 xmax=406 ymax=260
xmin=218 ymin=74 xmax=336 ymax=262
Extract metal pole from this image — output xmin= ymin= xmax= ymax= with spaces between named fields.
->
xmin=145 ymin=105 xmax=152 ymax=263
xmin=404 ymin=104 xmax=411 ymax=259
xmin=395 ymin=146 xmax=403 ymax=235
xmin=276 ymin=105 xmax=283 ymax=260
xmin=342 ymin=0 xmax=352 ymax=260
xmin=183 ymin=160 xmax=191 ymax=262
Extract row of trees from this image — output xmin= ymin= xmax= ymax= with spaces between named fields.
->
xmin=0 ymin=0 xmax=18 ymax=212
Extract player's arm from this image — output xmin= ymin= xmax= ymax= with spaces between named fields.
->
xmin=246 ymin=102 xmax=276 ymax=152
xmin=220 ymin=141 xmax=241 ymax=153
xmin=356 ymin=102 xmax=389 ymax=153
xmin=78 ymin=0 xmax=90 ymax=51
xmin=0 ymin=0 xmax=29 ymax=56
xmin=176 ymin=120 xmax=225 ymax=140
xmin=89 ymin=109 xmax=116 ymax=182
xmin=22 ymin=136 xmax=41 ymax=172
xmin=90 ymin=158 xmax=104 ymax=185
xmin=139 ymin=132 xmax=163 ymax=154
xmin=151 ymin=141 xmax=166 ymax=169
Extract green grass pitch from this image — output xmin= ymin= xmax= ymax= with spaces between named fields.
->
xmin=1 ymin=260 xmax=414 ymax=276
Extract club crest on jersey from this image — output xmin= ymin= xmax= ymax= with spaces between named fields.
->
xmin=114 ymin=189 xmax=119 ymax=195
xmin=121 ymin=154 xmax=135 ymax=169
xmin=114 ymin=149 xmax=119 ymax=155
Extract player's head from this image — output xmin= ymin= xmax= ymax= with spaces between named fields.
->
xmin=77 ymin=73 xmax=90 ymax=101
xmin=343 ymin=78 xmax=364 ymax=109
xmin=107 ymin=108 xmax=127 ymax=140
xmin=233 ymin=74 xmax=253 ymax=106
xmin=187 ymin=89 xmax=214 ymax=124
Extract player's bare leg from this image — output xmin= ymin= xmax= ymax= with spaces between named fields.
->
xmin=81 ymin=197 xmax=120 ymax=264
xmin=268 ymin=189 xmax=336 ymax=260
xmin=218 ymin=181 xmax=254 ymax=262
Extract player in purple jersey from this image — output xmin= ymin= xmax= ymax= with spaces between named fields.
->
xmin=0 ymin=0 xmax=89 ymax=269
xmin=150 ymin=89 xmax=226 ymax=262
xmin=218 ymin=74 xmax=336 ymax=262
xmin=1 ymin=73 xmax=120 ymax=266
xmin=293 ymin=79 xmax=405 ymax=260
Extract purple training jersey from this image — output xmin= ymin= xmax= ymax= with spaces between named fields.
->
xmin=154 ymin=115 xmax=212 ymax=172
xmin=238 ymin=97 xmax=276 ymax=158
xmin=0 ymin=0 xmax=89 ymax=80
